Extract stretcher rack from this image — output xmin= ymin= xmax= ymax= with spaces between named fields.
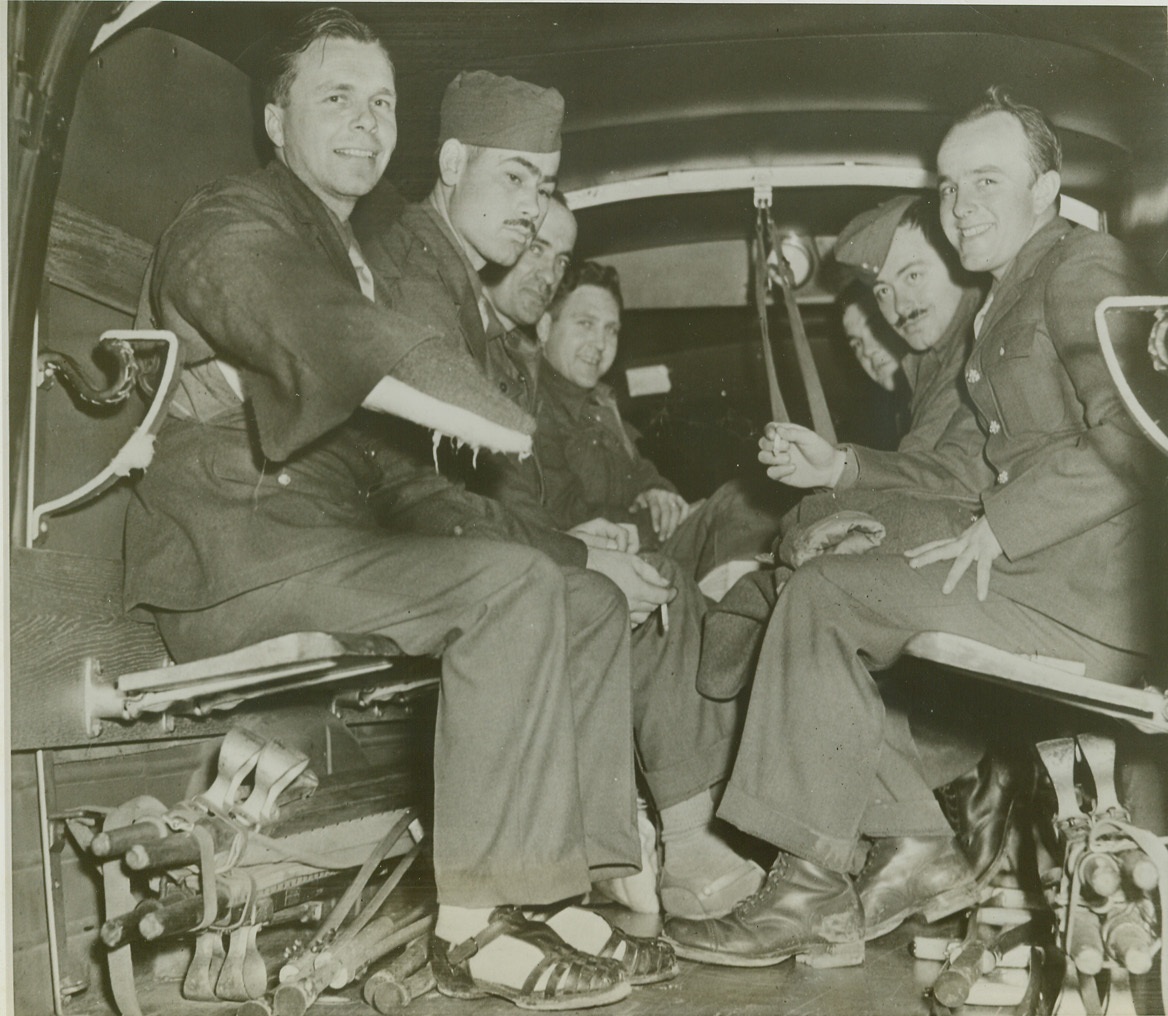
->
xmin=900 ymin=632 xmax=1168 ymax=1014
xmin=74 ymin=727 xmax=433 ymax=1016
xmin=84 ymin=630 xmax=440 ymax=737
xmin=899 ymin=299 xmax=1168 ymax=1014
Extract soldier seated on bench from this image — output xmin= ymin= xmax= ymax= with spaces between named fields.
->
xmin=487 ymin=256 xmax=789 ymax=582
xmin=123 ymin=9 xmax=671 ymax=1009
xmin=666 ymin=87 xmax=1162 ymax=968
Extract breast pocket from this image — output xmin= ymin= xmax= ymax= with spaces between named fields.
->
xmin=986 ymin=321 xmax=1067 ymax=435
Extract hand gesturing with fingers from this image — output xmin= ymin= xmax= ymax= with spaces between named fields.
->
xmin=905 ymin=515 xmax=1003 ymax=601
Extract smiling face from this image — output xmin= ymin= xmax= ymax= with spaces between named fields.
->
xmin=539 ymin=284 xmax=621 ymax=389
xmin=842 ymin=303 xmax=900 ymax=390
xmin=871 ymin=224 xmax=966 ymax=352
xmin=937 ymin=111 xmax=1060 ymax=280
xmin=264 ymin=37 xmax=397 ymax=221
xmin=487 ymin=201 xmax=577 ymax=325
xmin=443 ymin=143 xmax=561 ymax=267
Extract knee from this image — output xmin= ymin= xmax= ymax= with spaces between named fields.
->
xmin=567 ymin=567 xmax=629 ymax=630
xmin=468 ymin=540 xmax=565 ymax=601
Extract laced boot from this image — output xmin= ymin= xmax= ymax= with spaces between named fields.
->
xmin=662 ymin=851 xmax=864 ymax=968
xmin=936 ymin=747 xmax=1032 ymax=881
xmin=855 ymin=835 xmax=979 ymax=941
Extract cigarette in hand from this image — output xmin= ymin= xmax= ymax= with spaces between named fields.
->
xmin=659 ymin=603 xmax=669 ymax=634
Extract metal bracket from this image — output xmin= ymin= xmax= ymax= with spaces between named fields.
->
xmin=28 ymin=329 xmax=179 ymax=547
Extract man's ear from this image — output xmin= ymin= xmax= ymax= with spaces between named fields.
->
xmin=536 ymin=312 xmax=552 ymax=345
xmin=1031 ymin=169 xmax=1061 ymax=215
xmin=438 ymin=139 xmax=467 ymax=187
xmin=264 ymin=103 xmax=285 ymax=150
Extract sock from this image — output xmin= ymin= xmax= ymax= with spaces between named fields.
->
xmin=435 ymin=904 xmax=547 ymax=990
xmin=540 ymin=906 xmax=615 ymax=956
xmin=659 ymin=784 xmax=764 ymax=917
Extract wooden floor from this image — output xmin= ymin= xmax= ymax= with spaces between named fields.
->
xmin=118 ymin=904 xmax=1026 ymax=1016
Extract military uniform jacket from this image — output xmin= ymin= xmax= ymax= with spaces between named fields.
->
xmin=895 ymin=285 xmax=982 ymax=453
xmin=497 ymin=364 xmax=680 ymax=532
xmin=124 ymin=160 xmax=441 ymax=612
xmin=851 ymin=216 xmax=1160 ymax=650
xmin=362 ymin=202 xmax=588 ymax=567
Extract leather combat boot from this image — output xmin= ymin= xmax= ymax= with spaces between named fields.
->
xmin=856 ymin=835 xmax=979 ymax=941
xmin=936 ymin=748 xmax=1031 ymax=879
xmin=662 ymin=851 xmax=864 ymax=968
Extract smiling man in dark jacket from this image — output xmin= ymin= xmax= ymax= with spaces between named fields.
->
xmin=124 ymin=11 xmax=659 ymax=1009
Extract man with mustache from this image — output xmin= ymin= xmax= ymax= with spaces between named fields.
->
xmin=362 ymin=70 xmax=763 ymax=931
xmin=668 ymin=87 xmax=1159 ymax=968
xmin=837 ymin=193 xmax=984 ymax=455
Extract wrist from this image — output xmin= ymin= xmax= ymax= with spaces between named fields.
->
xmin=826 ymin=447 xmax=848 ymax=488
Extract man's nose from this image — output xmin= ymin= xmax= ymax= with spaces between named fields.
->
xmin=516 ymin=183 xmax=542 ymax=219
xmin=952 ymin=184 xmax=975 ymax=218
xmin=534 ymin=257 xmax=556 ymax=287
xmin=352 ymin=103 xmax=379 ymax=133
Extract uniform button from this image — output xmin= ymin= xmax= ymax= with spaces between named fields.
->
xmin=966 ymin=367 xmax=982 ymax=384
xmin=997 ymin=470 xmax=1009 ymax=484
xmin=277 ymin=471 xmax=291 ymax=486
xmin=499 ymin=381 xmax=508 ymax=392
xmin=988 ymin=420 xmax=1001 ymax=434
xmin=999 ymin=347 xmax=1005 ymax=357
xmin=453 ymin=525 xmax=464 ymax=537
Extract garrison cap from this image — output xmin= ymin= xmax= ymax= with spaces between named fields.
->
xmin=834 ymin=195 xmax=918 ymax=282
xmin=439 ymin=70 xmax=564 ymax=153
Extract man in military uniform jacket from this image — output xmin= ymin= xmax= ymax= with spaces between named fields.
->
xmin=667 ymin=89 xmax=1161 ymax=969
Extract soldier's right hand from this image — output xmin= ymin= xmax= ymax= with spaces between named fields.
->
xmin=758 ymin=422 xmax=846 ymax=488
xmin=585 ymin=548 xmax=675 ymax=626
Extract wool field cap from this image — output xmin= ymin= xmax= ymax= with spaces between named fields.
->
xmin=439 ymin=70 xmax=564 ymax=153
xmin=834 ymin=194 xmax=919 ymax=282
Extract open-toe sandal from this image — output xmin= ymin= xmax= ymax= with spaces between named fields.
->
xmin=592 ymin=921 xmax=678 ymax=985
xmin=431 ymin=907 xmax=631 ymax=1011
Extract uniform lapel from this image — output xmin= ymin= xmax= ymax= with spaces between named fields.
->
xmin=978 ymin=217 xmax=1072 ymax=339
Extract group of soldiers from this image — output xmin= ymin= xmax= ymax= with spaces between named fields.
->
xmin=123 ymin=6 xmax=1161 ymax=1010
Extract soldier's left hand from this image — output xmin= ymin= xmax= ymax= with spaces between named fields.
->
xmin=904 ymin=515 xmax=1003 ymax=601
xmin=631 ymin=488 xmax=691 ymax=542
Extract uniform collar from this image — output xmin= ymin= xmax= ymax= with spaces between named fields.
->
xmin=265 ymin=159 xmax=361 ymax=289
xmin=980 ymin=216 xmax=1073 ymax=337
xmin=540 ymin=360 xmax=609 ymax=418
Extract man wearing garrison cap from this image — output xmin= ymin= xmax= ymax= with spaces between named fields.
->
xmin=775 ymin=193 xmax=988 ymax=541
xmin=362 ymin=68 xmax=768 ymax=1002
xmin=835 ymin=193 xmax=984 ymax=455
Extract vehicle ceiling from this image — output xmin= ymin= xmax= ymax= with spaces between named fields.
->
xmin=113 ymin=3 xmax=1168 ymax=264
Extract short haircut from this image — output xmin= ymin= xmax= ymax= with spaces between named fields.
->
xmin=548 ymin=260 xmax=622 ymax=319
xmin=265 ymin=7 xmax=390 ymax=107
xmin=896 ymin=194 xmax=965 ymax=277
xmin=951 ymin=85 xmax=1062 ymax=180
xmin=839 ymin=279 xmax=876 ymax=318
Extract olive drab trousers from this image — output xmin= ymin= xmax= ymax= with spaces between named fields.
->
xmin=719 ymin=551 xmax=1147 ymax=875
xmin=156 ymin=536 xmax=641 ymax=907
xmin=631 ymin=552 xmax=741 ymax=810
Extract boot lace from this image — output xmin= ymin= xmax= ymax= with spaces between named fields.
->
xmin=733 ymin=853 xmax=787 ymax=917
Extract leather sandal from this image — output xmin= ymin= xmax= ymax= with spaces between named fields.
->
xmin=592 ymin=921 xmax=678 ymax=985
xmin=430 ymin=907 xmax=631 ymax=1011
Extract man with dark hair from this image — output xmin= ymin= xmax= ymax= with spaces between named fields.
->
xmin=124 ymin=12 xmax=660 ymax=1009
xmin=839 ymin=281 xmax=904 ymax=395
xmin=362 ymin=66 xmax=762 ymax=952
xmin=666 ymin=88 xmax=1159 ymax=969
xmin=496 ymin=258 xmax=789 ymax=581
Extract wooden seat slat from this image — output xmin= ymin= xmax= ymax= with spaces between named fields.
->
xmin=905 ymin=631 xmax=1168 ymax=734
